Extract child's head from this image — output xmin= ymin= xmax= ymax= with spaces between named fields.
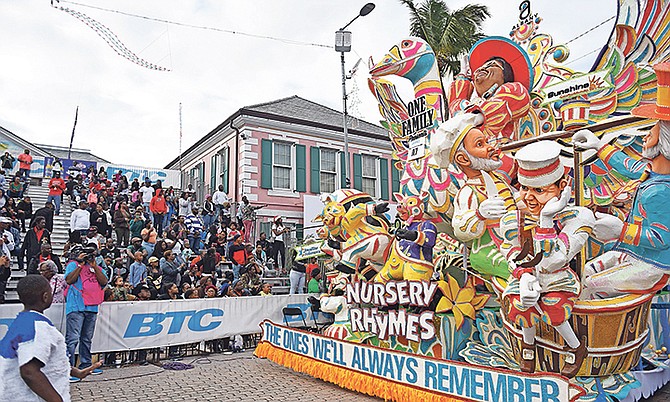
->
xmin=134 ymin=251 xmax=143 ymax=262
xmin=261 ymin=283 xmax=272 ymax=294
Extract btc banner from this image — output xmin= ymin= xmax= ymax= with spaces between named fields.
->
xmin=0 ymin=295 xmax=312 ymax=352
xmin=256 ymin=321 xmax=585 ymax=402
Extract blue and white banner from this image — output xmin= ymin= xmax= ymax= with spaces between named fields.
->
xmin=99 ymin=163 xmax=181 ymax=188
xmin=0 ymin=295 xmax=314 ymax=352
xmin=259 ymin=321 xmax=585 ymax=402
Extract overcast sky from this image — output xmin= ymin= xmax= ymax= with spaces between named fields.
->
xmin=0 ymin=0 xmax=617 ymax=168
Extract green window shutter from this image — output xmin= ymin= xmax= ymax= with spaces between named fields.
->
xmin=199 ymin=162 xmax=205 ymax=183
xmin=310 ymin=147 xmax=320 ymax=193
xmin=391 ymin=159 xmax=401 ymax=194
xmin=261 ymin=139 xmax=273 ymax=189
xmin=379 ymin=158 xmax=389 ymax=200
xmin=353 ymin=154 xmax=362 ymax=191
xmin=210 ymin=155 xmax=217 ymax=190
xmin=295 ymin=144 xmax=306 ymax=192
xmin=222 ymin=147 xmax=230 ymax=193
xmin=260 ymin=222 xmax=272 ymax=238
xmin=340 ymin=152 xmax=347 ymax=188
xmin=296 ymin=223 xmax=304 ymax=241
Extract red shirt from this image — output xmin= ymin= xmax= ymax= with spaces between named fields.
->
xmin=48 ymin=177 xmax=65 ymax=196
xmin=18 ymin=153 xmax=33 ymax=170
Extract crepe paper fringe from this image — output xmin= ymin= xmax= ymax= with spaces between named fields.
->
xmin=254 ymin=342 xmax=461 ymax=402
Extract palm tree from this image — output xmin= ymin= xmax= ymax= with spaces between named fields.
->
xmin=400 ymin=0 xmax=490 ymax=77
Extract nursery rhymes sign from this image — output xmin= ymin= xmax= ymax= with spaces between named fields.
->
xmin=346 ymin=280 xmax=436 ymax=342
xmin=259 ymin=321 xmax=583 ymax=402
xmin=403 ymin=96 xmax=435 ymax=161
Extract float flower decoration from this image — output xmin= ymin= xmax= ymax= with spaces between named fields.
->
xmin=434 ymin=274 xmax=489 ymax=330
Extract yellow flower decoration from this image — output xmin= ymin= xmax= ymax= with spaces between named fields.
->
xmin=435 ymin=274 xmax=490 ymax=330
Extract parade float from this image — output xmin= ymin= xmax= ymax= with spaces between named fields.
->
xmin=255 ymin=1 xmax=670 ymax=400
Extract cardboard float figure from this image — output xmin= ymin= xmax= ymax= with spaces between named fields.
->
xmin=314 ymin=189 xmax=393 ymax=280
xmin=497 ymin=141 xmax=595 ymax=378
xmin=375 ymin=192 xmax=437 ymax=282
xmin=431 ymin=112 xmax=522 ymax=279
xmin=575 ymin=63 xmax=670 ymax=298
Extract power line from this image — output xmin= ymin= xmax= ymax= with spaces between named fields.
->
xmin=564 ymin=47 xmax=602 ymax=66
xmin=564 ymin=16 xmax=616 ymax=45
xmin=59 ymin=0 xmax=332 ymax=49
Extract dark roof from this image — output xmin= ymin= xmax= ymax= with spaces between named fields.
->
xmin=35 ymin=144 xmax=110 ymax=163
xmin=243 ymin=96 xmax=388 ymax=137
xmin=165 ymin=95 xmax=389 ymax=168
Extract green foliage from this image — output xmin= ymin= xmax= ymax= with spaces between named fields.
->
xmin=399 ymin=0 xmax=490 ymax=76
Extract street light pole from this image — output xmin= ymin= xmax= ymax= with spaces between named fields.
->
xmin=335 ymin=3 xmax=375 ymax=188
xmin=339 ymin=49 xmax=350 ymax=188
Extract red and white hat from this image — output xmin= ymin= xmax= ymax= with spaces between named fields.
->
xmin=516 ymin=141 xmax=564 ymax=188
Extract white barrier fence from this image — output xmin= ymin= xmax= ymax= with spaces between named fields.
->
xmin=0 ymin=295 xmax=312 ymax=353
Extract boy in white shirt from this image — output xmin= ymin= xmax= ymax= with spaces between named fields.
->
xmin=0 ymin=275 xmax=100 ymax=402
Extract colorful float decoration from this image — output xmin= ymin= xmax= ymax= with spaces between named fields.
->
xmin=256 ymin=1 xmax=670 ymax=401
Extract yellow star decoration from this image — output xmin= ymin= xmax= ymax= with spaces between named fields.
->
xmin=435 ymin=274 xmax=490 ymax=330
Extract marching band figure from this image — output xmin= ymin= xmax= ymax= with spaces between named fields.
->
xmin=498 ymin=141 xmax=595 ymax=378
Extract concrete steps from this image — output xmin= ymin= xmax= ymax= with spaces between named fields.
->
xmin=4 ymin=181 xmax=73 ymax=303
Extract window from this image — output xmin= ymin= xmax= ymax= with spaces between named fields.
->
xmin=361 ymin=155 xmax=377 ymax=196
xmin=320 ymin=148 xmax=337 ymax=193
xmin=273 ymin=142 xmax=292 ymax=190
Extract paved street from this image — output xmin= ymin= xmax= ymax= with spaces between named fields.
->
xmin=71 ymin=351 xmax=380 ymax=402
xmin=70 ymin=349 xmax=670 ymax=402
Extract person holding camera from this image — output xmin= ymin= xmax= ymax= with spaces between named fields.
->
xmin=64 ymin=245 xmax=108 ymax=382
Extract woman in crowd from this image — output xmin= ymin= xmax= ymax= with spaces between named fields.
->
xmin=204 ymin=284 xmax=218 ymax=298
xmin=113 ymin=201 xmax=131 ymax=247
xmin=39 ymin=260 xmax=67 ymax=303
xmin=289 ymin=249 xmax=306 ymax=295
xmin=8 ymin=176 xmax=22 ymax=198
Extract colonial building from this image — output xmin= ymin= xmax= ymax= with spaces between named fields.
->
xmin=165 ymin=95 xmax=399 ymax=243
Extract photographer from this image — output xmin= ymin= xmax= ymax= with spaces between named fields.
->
xmin=0 ymin=216 xmax=14 ymax=303
xmin=64 ymin=245 xmax=108 ymax=381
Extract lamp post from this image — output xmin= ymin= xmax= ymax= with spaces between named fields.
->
xmin=335 ymin=2 xmax=375 ymax=188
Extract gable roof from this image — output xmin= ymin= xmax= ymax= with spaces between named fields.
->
xmin=165 ymin=95 xmax=389 ymax=169
xmin=242 ymin=95 xmax=388 ymax=137
xmin=35 ymin=144 xmax=110 ymax=163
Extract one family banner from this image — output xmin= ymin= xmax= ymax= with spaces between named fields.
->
xmin=0 ymin=295 xmax=313 ymax=353
xmin=257 ymin=321 xmax=585 ymax=402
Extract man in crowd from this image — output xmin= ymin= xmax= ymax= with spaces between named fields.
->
xmin=212 ymin=184 xmax=229 ymax=223
xmin=126 ymin=237 xmax=147 ymax=264
xmin=17 ymin=149 xmax=33 ymax=178
xmin=139 ymin=182 xmax=154 ymax=223
xmin=185 ymin=206 xmax=203 ymax=252
xmin=47 ymin=171 xmax=65 ymax=216
xmin=22 ymin=216 xmax=51 ymax=273
xmin=28 ymin=243 xmax=62 ymax=275
xmin=100 ymin=238 xmax=121 ymax=262
xmin=33 ymin=202 xmax=54 ymax=233
xmin=69 ymin=201 xmax=90 ymax=239
xmin=64 ymin=246 xmax=108 ymax=381
xmin=0 ymin=275 xmax=101 ymax=401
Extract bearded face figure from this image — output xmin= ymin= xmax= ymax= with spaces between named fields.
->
xmin=453 ymin=127 xmax=503 ymax=173
xmin=643 ymin=121 xmax=670 ymax=160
